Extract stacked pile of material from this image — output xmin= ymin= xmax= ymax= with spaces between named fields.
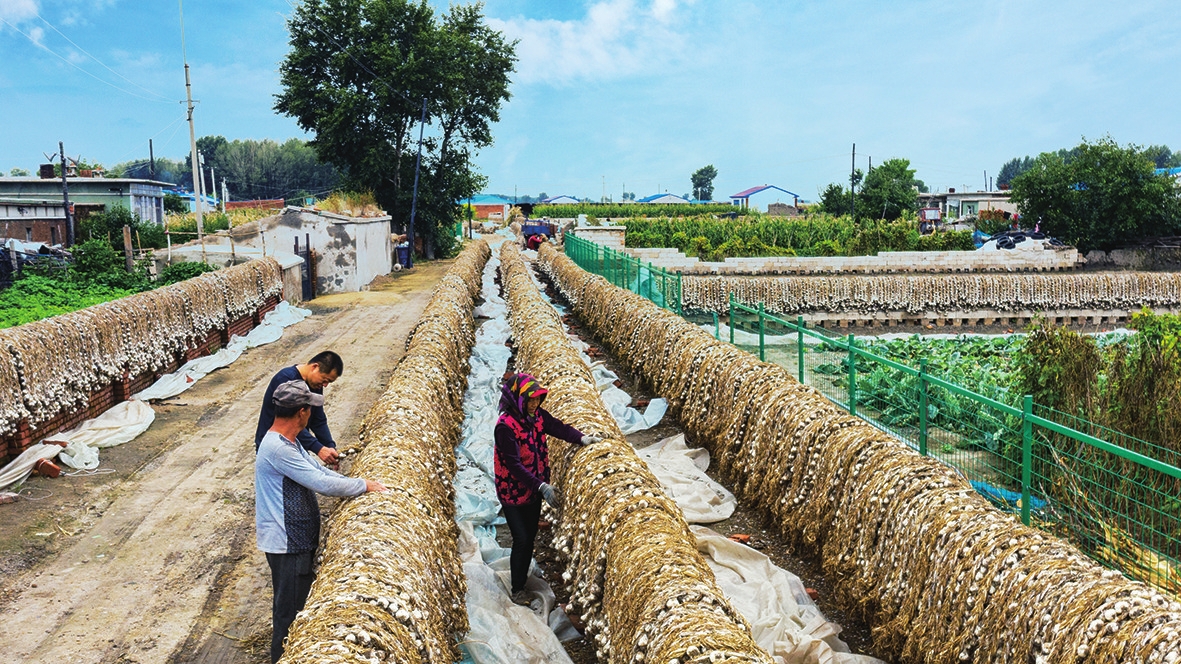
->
xmin=501 ymin=242 xmax=773 ymax=664
xmin=0 ymin=258 xmax=283 ymax=431
xmin=682 ymin=271 xmax=1181 ymax=315
xmin=281 ymin=240 xmax=490 ymax=663
xmin=539 ymin=243 xmax=1181 ymax=663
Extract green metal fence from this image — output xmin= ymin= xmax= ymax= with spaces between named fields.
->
xmin=563 ymin=237 xmax=1181 ymax=594
xmin=565 ymin=232 xmax=683 ymax=314
xmin=724 ymin=295 xmax=1181 ymax=595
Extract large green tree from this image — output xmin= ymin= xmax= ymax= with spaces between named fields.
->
xmin=857 ymin=158 xmax=921 ymax=221
xmin=275 ymin=0 xmax=514 ymax=258
xmin=1010 ymin=137 xmax=1181 ymax=252
xmin=691 ymin=165 xmax=718 ymax=201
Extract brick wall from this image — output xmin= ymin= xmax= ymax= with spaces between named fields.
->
xmin=0 ymin=294 xmax=281 ymax=463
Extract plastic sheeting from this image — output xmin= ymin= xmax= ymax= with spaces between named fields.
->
xmin=703 ymin=323 xmax=1137 ymax=347
xmin=0 ymin=443 xmax=65 ymax=491
xmin=692 ymin=527 xmax=882 ymax=664
xmin=51 ymin=400 xmax=156 ymax=470
xmin=634 ymin=434 xmax=882 ymax=664
xmin=635 ymin=434 xmax=735 ymax=523
xmin=453 ymin=243 xmax=576 ymax=664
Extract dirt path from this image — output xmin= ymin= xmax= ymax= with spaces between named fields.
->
xmin=0 ymin=261 xmax=452 ymax=664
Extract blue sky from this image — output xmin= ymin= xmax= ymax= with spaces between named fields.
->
xmin=1 ymin=0 xmax=1178 ymax=202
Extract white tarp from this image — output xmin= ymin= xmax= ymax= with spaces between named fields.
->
xmin=50 ymin=400 xmax=156 ymax=470
xmin=0 ymin=443 xmax=65 ymax=491
xmin=692 ymin=527 xmax=882 ymax=664
xmin=635 ymin=435 xmax=735 ymax=523
xmin=633 ymin=434 xmax=882 ymax=664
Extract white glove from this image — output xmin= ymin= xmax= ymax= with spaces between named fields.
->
xmin=580 ymin=435 xmax=602 ymax=446
xmin=539 ymin=482 xmax=559 ymax=508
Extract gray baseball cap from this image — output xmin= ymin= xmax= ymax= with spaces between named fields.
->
xmin=273 ymin=380 xmax=324 ymax=409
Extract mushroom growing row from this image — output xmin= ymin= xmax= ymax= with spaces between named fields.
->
xmin=500 ymin=242 xmax=773 ymax=664
xmin=681 ymin=271 xmax=1181 ymax=316
xmin=280 ymin=239 xmax=491 ymax=664
xmin=539 ymin=243 xmax=1181 ymax=663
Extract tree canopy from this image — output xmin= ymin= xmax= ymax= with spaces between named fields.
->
xmin=691 ymin=165 xmax=718 ymax=201
xmin=818 ymin=159 xmax=921 ymax=221
xmin=275 ymin=0 xmax=515 ymax=258
xmin=1009 ymin=137 xmax=1181 ymax=252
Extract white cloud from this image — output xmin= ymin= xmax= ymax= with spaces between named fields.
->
xmin=0 ymin=0 xmax=39 ymax=23
xmin=488 ymin=0 xmax=688 ymax=85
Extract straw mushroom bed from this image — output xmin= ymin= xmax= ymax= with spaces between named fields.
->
xmin=500 ymin=242 xmax=773 ymax=664
xmin=0 ymin=258 xmax=283 ymax=431
xmin=682 ymin=272 xmax=1181 ymax=315
xmin=539 ymin=243 xmax=1181 ymax=663
xmin=279 ymin=240 xmax=491 ymax=664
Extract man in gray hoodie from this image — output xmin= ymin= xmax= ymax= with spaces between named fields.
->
xmin=255 ymin=380 xmax=387 ymax=663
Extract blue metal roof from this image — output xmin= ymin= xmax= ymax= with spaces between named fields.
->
xmin=463 ymin=194 xmax=513 ymax=206
xmin=637 ymin=193 xmax=689 ymax=203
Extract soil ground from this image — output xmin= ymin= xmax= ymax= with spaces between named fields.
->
xmin=0 ymin=259 xmax=453 ymax=664
xmin=510 ymin=264 xmax=894 ymax=663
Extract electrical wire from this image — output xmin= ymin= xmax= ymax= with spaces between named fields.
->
xmin=35 ymin=12 xmax=176 ymax=103
xmin=0 ymin=17 xmax=174 ymax=105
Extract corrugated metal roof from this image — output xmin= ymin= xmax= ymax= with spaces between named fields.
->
xmin=462 ymin=194 xmax=513 ymax=206
xmin=729 ymin=184 xmax=800 ymax=199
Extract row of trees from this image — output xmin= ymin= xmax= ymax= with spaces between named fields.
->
xmin=111 ymin=137 xmax=341 ymax=203
xmin=275 ymin=0 xmax=515 ymax=259
xmin=998 ymin=144 xmax=1181 ymax=188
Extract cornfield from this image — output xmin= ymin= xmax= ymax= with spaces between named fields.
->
xmin=539 ymin=243 xmax=1181 ymax=663
xmin=501 ymin=242 xmax=773 ymax=664
xmin=280 ymin=239 xmax=490 ymax=663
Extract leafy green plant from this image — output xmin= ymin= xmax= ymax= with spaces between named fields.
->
xmin=159 ymin=261 xmax=218 ymax=285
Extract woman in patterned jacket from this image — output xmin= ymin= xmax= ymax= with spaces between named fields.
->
xmin=494 ymin=373 xmax=600 ymax=605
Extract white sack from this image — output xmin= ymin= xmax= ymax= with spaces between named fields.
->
xmin=692 ymin=527 xmax=884 ymax=664
xmin=635 ymin=435 xmax=735 ymax=523
xmin=50 ymin=400 xmax=156 ymax=470
xmin=0 ymin=443 xmax=64 ymax=491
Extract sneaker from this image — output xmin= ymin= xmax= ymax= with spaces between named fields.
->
xmin=510 ymin=590 xmax=532 ymax=606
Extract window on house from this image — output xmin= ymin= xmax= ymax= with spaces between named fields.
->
xmin=51 ymin=227 xmax=59 ymax=245
xmin=26 ymin=227 xmax=33 ymax=242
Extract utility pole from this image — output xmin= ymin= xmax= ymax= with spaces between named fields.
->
xmin=180 ymin=0 xmax=204 ymax=260
xmin=59 ymin=141 xmax=74 ymax=247
xmin=407 ymin=97 xmax=427 ymax=269
xmin=222 ymin=179 xmax=228 ymax=213
xmin=149 ymin=139 xmax=155 ymax=179
xmin=850 ymin=143 xmax=856 ymax=219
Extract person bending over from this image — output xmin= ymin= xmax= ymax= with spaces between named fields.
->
xmin=255 ymin=351 xmax=344 ymax=466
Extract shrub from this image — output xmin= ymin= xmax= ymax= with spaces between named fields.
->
xmin=159 ymin=261 xmax=218 ymax=285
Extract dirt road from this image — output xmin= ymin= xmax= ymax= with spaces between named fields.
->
xmin=0 ymin=261 xmax=452 ymax=664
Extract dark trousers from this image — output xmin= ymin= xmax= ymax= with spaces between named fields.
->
xmin=502 ymin=500 xmax=543 ymax=592
xmin=266 ymin=550 xmax=315 ymax=664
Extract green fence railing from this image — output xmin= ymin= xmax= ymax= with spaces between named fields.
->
xmin=724 ymin=295 xmax=1181 ymax=595
xmin=565 ymin=232 xmax=683 ymax=315
xmin=562 ymin=235 xmax=1181 ymax=594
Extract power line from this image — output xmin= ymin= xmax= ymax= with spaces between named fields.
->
xmin=34 ymin=12 xmax=175 ymax=103
xmin=0 ymin=17 xmax=173 ymax=104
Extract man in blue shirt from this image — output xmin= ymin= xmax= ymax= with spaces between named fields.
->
xmin=255 ymin=351 xmax=344 ymax=466
xmin=255 ymin=379 xmax=387 ymax=663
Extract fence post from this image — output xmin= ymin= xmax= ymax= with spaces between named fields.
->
xmin=758 ymin=303 xmax=766 ymax=362
xmin=648 ymin=261 xmax=655 ymax=302
xmin=797 ymin=315 xmax=805 ymax=384
xmin=847 ymin=334 xmax=857 ymax=416
xmin=713 ymin=311 xmax=719 ymax=339
xmin=919 ymin=358 xmax=929 ymax=456
xmin=676 ymin=272 xmax=683 ymax=315
xmin=1021 ymin=394 xmax=1033 ymax=527
xmin=729 ymin=293 xmax=735 ymax=345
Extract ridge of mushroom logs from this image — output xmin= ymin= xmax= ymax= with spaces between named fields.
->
xmin=538 ymin=243 xmax=1181 ymax=664
xmin=500 ymin=242 xmax=774 ymax=664
xmin=0 ymin=258 xmax=283 ymax=433
xmin=280 ymin=239 xmax=490 ymax=664
xmin=681 ymin=271 xmax=1181 ymax=315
